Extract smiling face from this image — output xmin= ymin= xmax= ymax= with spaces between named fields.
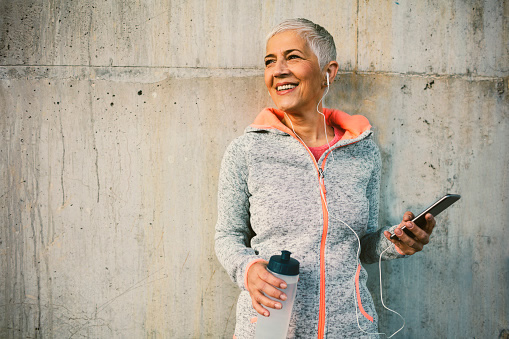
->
xmin=264 ymin=30 xmax=325 ymax=115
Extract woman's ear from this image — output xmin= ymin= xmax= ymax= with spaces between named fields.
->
xmin=325 ymin=61 xmax=339 ymax=84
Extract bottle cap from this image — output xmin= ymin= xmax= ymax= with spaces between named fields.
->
xmin=267 ymin=250 xmax=299 ymax=276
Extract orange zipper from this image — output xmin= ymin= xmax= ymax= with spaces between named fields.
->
xmin=287 ymin=135 xmax=330 ymax=339
xmin=290 ymin=135 xmax=362 ymax=339
xmin=317 ymin=152 xmax=330 ymax=339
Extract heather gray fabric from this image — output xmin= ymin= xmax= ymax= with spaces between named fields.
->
xmin=215 ymin=108 xmax=405 ymax=338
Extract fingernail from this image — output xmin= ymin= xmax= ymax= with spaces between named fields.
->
xmin=407 ymin=223 xmax=414 ymax=229
xmin=275 ymin=303 xmax=282 ymax=309
xmin=395 ymin=228 xmax=402 ymax=235
xmin=280 ymin=294 xmax=287 ymax=301
xmin=264 ymin=312 xmax=269 ymax=317
xmin=280 ymin=283 xmax=287 ymax=289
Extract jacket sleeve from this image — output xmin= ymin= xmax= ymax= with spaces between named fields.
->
xmin=359 ymin=139 xmax=406 ymax=264
xmin=215 ymin=137 xmax=261 ymax=291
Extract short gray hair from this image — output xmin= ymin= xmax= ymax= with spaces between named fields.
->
xmin=266 ymin=18 xmax=337 ymax=70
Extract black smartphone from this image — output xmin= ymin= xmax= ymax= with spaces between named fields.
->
xmin=390 ymin=193 xmax=461 ymax=240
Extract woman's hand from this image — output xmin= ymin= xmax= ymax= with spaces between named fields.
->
xmin=383 ymin=211 xmax=436 ymax=255
xmin=247 ymin=261 xmax=288 ymax=317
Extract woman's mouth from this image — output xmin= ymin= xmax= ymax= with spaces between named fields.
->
xmin=276 ymin=83 xmax=298 ymax=94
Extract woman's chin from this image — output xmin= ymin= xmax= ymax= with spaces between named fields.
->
xmin=274 ymin=101 xmax=298 ymax=113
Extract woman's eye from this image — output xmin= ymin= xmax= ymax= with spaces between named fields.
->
xmin=265 ymin=59 xmax=275 ymax=66
xmin=288 ymin=55 xmax=300 ymax=60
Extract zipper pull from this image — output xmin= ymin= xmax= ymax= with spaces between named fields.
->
xmin=318 ymin=168 xmax=327 ymax=195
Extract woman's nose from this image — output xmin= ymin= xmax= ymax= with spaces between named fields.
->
xmin=273 ymin=59 xmax=289 ymax=77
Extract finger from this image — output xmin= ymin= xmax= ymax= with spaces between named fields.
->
xmin=386 ymin=228 xmax=419 ymax=255
xmin=397 ymin=226 xmax=424 ymax=252
xmin=259 ymin=268 xmax=287 ymax=289
xmin=252 ymin=288 xmax=283 ymax=311
xmin=404 ymin=221 xmax=430 ymax=245
xmin=248 ymin=263 xmax=287 ymax=294
xmin=402 ymin=211 xmax=414 ymax=222
xmin=424 ymin=213 xmax=436 ymax=234
xmin=256 ymin=279 xmax=286 ymax=308
xmin=251 ymin=294 xmax=271 ymax=317
xmin=257 ymin=270 xmax=288 ymax=301
xmin=384 ymin=230 xmax=410 ymax=255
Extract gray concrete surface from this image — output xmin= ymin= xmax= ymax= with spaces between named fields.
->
xmin=1 ymin=1 xmax=507 ymax=338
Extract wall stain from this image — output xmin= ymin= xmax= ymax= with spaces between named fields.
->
xmin=424 ymin=80 xmax=435 ymax=90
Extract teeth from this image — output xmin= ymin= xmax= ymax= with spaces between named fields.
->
xmin=277 ymin=84 xmax=297 ymax=91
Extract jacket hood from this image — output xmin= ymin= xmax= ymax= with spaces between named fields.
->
xmin=248 ymin=107 xmax=371 ymax=140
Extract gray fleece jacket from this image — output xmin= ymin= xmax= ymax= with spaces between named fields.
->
xmin=215 ymin=107 xmax=404 ymax=338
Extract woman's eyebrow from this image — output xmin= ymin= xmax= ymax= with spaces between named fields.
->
xmin=264 ymin=49 xmax=303 ymax=59
xmin=284 ymin=49 xmax=303 ymax=54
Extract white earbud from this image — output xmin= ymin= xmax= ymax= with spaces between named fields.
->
xmin=326 ymin=73 xmax=330 ymax=87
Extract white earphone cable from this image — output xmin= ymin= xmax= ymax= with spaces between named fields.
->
xmin=331 ymin=209 xmax=406 ymax=337
xmin=285 ymin=73 xmax=405 ymax=336
xmin=316 ymin=74 xmax=336 ymax=164
xmin=378 ymin=246 xmax=406 ymax=338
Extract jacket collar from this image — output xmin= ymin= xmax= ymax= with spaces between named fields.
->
xmin=247 ymin=107 xmax=372 ymax=141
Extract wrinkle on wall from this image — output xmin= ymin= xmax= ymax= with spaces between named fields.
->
xmin=0 ymin=0 xmax=508 ymax=338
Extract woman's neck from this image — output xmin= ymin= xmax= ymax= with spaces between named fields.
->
xmin=282 ymin=107 xmax=335 ymax=147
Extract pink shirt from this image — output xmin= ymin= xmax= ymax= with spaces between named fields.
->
xmin=308 ymin=127 xmax=344 ymax=161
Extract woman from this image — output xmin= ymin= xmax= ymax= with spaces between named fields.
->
xmin=215 ymin=18 xmax=435 ymax=338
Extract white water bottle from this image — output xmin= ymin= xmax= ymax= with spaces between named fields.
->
xmin=255 ymin=250 xmax=300 ymax=339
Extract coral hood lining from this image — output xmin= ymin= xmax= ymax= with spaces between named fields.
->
xmin=249 ymin=107 xmax=371 ymax=140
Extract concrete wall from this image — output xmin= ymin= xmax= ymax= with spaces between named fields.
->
xmin=0 ymin=1 xmax=507 ymax=338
